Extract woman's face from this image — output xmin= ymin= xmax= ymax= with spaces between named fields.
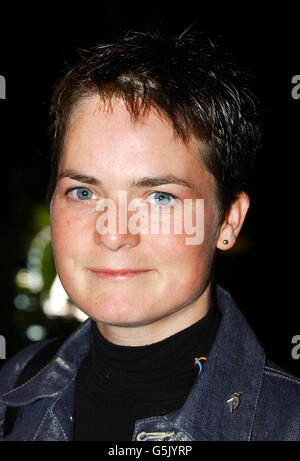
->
xmin=50 ymin=97 xmax=220 ymax=344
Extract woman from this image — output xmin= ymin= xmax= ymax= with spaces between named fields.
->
xmin=1 ymin=30 xmax=299 ymax=441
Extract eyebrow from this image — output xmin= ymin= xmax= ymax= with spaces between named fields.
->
xmin=58 ymin=169 xmax=194 ymax=189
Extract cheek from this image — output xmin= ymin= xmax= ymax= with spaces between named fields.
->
xmin=149 ymin=233 xmax=212 ymax=304
xmin=148 ymin=207 xmax=217 ymax=291
xmin=149 ymin=232 xmax=210 ymax=274
xmin=51 ymin=205 xmax=91 ymax=257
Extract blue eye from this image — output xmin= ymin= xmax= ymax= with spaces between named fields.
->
xmin=148 ymin=192 xmax=177 ymax=206
xmin=68 ymin=187 xmax=96 ymax=201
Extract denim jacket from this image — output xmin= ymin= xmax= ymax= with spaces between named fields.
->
xmin=0 ymin=285 xmax=300 ymax=441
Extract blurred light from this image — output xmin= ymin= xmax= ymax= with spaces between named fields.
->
xmin=15 ymin=269 xmax=28 ymax=288
xmin=14 ymin=226 xmax=52 ymax=294
xmin=27 ymin=227 xmax=51 ymax=270
xmin=72 ymin=305 xmax=89 ymax=323
xmin=42 ymin=274 xmax=88 ymax=322
xmin=14 ymin=293 xmax=31 ymax=310
xmin=26 ymin=324 xmax=47 ymax=342
xmin=42 ymin=275 xmax=70 ymax=317
xmin=15 ymin=268 xmax=43 ymax=292
xmin=26 ymin=226 xmax=52 ymax=293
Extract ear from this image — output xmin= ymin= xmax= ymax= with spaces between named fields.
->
xmin=216 ymin=192 xmax=250 ymax=251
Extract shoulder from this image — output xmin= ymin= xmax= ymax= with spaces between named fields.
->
xmin=264 ymin=360 xmax=300 ymax=384
xmin=262 ymin=359 xmax=300 ymax=400
xmin=252 ymin=359 xmax=300 ymax=440
xmin=215 ymin=285 xmax=300 ymax=439
xmin=0 ymin=339 xmax=56 ymax=396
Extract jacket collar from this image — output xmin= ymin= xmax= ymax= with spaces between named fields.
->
xmin=0 ymin=318 xmax=91 ymax=406
xmin=134 ymin=286 xmax=266 ymax=441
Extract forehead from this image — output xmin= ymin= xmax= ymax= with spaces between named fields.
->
xmin=61 ymin=97 xmax=213 ymax=193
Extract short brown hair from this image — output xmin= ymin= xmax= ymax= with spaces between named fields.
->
xmin=47 ymin=30 xmax=262 ymax=221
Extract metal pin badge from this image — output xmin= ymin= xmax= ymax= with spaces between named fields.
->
xmin=226 ymin=391 xmax=244 ymax=413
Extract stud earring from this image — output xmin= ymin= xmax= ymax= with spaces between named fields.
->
xmin=223 ymin=239 xmax=229 ymax=245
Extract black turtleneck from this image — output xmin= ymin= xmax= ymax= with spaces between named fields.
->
xmin=73 ymin=288 xmax=220 ymax=441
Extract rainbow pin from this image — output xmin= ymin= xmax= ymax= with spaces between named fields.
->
xmin=194 ymin=356 xmax=207 ymax=376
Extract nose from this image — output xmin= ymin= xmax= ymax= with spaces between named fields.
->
xmin=94 ymin=201 xmax=141 ymax=251
xmin=95 ymin=230 xmax=140 ymax=251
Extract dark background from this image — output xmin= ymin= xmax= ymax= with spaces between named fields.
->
xmin=0 ymin=1 xmax=299 ymax=376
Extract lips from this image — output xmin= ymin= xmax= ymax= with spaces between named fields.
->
xmin=87 ymin=268 xmax=152 ymax=280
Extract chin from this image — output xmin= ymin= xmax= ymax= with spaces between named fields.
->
xmin=79 ymin=301 xmax=153 ymax=327
xmin=96 ymin=318 xmax=155 ymax=328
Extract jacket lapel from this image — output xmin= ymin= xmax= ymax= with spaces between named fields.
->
xmin=0 ymin=319 xmax=91 ymax=440
xmin=133 ymin=286 xmax=266 ymax=441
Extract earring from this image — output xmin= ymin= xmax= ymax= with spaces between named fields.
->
xmin=223 ymin=239 xmax=229 ymax=245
